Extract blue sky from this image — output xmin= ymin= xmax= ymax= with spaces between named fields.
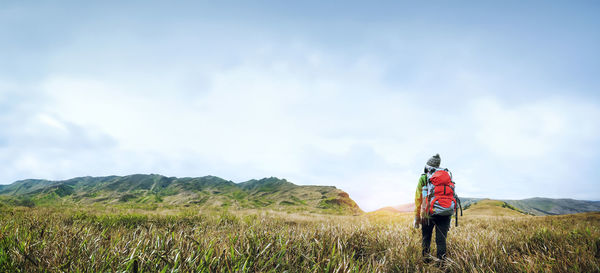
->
xmin=1 ymin=1 xmax=599 ymax=211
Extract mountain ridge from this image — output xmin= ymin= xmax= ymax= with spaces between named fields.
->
xmin=0 ymin=174 xmax=362 ymax=214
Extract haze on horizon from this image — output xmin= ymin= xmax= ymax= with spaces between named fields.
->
xmin=1 ymin=1 xmax=599 ymax=211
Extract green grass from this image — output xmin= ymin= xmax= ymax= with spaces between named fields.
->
xmin=0 ymin=204 xmax=599 ymax=272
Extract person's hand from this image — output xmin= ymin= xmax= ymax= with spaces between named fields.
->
xmin=413 ymin=216 xmax=421 ymax=229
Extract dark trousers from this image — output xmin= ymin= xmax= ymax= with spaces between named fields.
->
xmin=421 ymin=215 xmax=451 ymax=259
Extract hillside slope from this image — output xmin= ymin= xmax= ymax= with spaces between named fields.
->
xmin=378 ymin=197 xmax=599 ymax=216
xmin=0 ymin=174 xmax=363 ymax=214
xmin=462 ymin=199 xmax=528 ymax=217
xmin=375 ymin=197 xmax=482 ymax=214
xmin=504 ymin=197 xmax=600 ymax=216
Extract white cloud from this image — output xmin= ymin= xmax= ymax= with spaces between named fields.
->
xmin=471 ymin=97 xmax=590 ymax=158
xmin=6 ymin=44 xmax=597 ymax=210
xmin=2 ymin=5 xmax=600 ymax=211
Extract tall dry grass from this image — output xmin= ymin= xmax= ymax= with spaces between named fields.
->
xmin=0 ymin=206 xmax=598 ymax=272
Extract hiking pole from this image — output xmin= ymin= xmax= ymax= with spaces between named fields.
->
xmin=454 ymin=197 xmax=461 ymax=227
xmin=455 ymin=197 xmax=462 ymax=227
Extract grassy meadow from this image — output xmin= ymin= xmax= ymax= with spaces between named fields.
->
xmin=0 ymin=203 xmax=599 ymax=272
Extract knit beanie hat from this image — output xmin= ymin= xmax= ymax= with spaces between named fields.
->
xmin=426 ymin=154 xmax=441 ymax=168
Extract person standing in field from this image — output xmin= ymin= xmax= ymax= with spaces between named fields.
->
xmin=414 ymin=154 xmax=457 ymax=262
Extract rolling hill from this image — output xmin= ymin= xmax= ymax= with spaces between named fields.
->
xmin=377 ymin=197 xmax=485 ymax=214
xmin=0 ymin=174 xmax=363 ymax=214
xmin=461 ymin=199 xmax=527 ymax=217
xmin=377 ymin=197 xmax=600 ymax=216
xmin=504 ymin=197 xmax=600 ymax=216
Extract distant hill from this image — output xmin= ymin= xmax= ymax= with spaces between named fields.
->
xmin=377 ymin=203 xmax=415 ymax=213
xmin=375 ymin=197 xmax=482 ymax=214
xmin=377 ymin=197 xmax=600 ymax=216
xmin=458 ymin=197 xmax=484 ymax=208
xmin=0 ymin=174 xmax=363 ymax=214
xmin=504 ymin=197 xmax=600 ymax=216
xmin=461 ymin=199 xmax=528 ymax=217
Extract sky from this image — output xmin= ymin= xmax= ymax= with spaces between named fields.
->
xmin=1 ymin=1 xmax=599 ymax=211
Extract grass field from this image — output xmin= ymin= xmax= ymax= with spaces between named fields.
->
xmin=1 ymin=203 xmax=599 ymax=272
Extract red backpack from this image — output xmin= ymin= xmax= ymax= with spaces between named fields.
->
xmin=421 ymin=168 xmax=463 ymax=226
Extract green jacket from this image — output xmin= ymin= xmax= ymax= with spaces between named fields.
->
xmin=414 ymin=174 xmax=427 ymax=218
